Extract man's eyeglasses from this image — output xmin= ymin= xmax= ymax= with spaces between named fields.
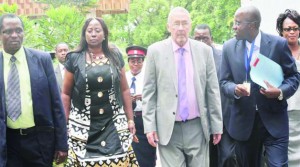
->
xmin=283 ymin=27 xmax=300 ymax=32
xmin=234 ymin=21 xmax=257 ymax=26
xmin=2 ymin=28 xmax=23 ymax=35
xmin=172 ymin=21 xmax=190 ymax=29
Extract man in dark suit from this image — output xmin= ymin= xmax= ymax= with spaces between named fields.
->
xmin=0 ymin=14 xmax=68 ymax=167
xmin=220 ymin=6 xmax=300 ymax=167
xmin=194 ymin=24 xmax=222 ymax=167
xmin=0 ymin=82 xmax=5 ymax=167
xmin=194 ymin=24 xmax=222 ymax=78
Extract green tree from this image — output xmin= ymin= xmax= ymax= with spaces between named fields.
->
xmin=0 ymin=3 xmax=18 ymax=14
xmin=30 ymin=5 xmax=85 ymax=51
xmin=191 ymin=0 xmax=240 ymax=43
xmin=104 ymin=0 xmax=240 ymax=48
xmin=104 ymin=0 xmax=170 ymax=48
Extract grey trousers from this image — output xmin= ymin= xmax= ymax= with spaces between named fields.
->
xmin=158 ymin=118 xmax=209 ymax=167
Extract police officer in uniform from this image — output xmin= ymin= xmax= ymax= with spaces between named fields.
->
xmin=126 ymin=46 xmax=156 ymax=167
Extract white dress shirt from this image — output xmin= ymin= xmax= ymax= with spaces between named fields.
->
xmin=126 ymin=70 xmax=144 ymax=111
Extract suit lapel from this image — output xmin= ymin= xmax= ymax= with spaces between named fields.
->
xmin=165 ymin=38 xmax=178 ymax=92
xmin=0 ymin=52 xmax=6 ymax=115
xmin=0 ymin=52 xmax=4 ymax=91
xmin=190 ymin=40 xmax=199 ymax=84
xmin=260 ymin=32 xmax=271 ymax=58
xmin=24 ymin=48 xmax=39 ymax=104
xmin=235 ymin=40 xmax=248 ymax=80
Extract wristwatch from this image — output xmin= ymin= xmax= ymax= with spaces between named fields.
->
xmin=278 ymin=89 xmax=283 ymax=100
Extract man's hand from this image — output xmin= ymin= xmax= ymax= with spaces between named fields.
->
xmin=260 ymin=81 xmax=281 ymax=98
xmin=54 ymin=151 xmax=67 ymax=165
xmin=235 ymin=84 xmax=250 ymax=97
xmin=212 ymin=134 xmax=222 ymax=145
xmin=146 ymin=131 xmax=159 ymax=147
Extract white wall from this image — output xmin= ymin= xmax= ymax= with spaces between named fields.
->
xmin=241 ymin=0 xmax=300 ymax=35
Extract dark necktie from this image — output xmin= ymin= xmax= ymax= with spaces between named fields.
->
xmin=130 ymin=77 xmax=137 ymax=109
xmin=178 ymin=48 xmax=189 ymax=121
xmin=130 ymin=76 xmax=136 ymax=95
xmin=7 ymin=55 xmax=22 ymax=121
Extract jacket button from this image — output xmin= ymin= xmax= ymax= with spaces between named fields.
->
xmin=101 ymin=141 xmax=106 ymax=146
xmin=99 ymin=109 xmax=104 ymax=114
xmin=98 ymin=92 xmax=103 ymax=98
xmin=175 ymin=94 xmax=178 ymax=97
xmin=97 ymin=76 xmax=103 ymax=83
xmin=173 ymin=112 xmax=175 ymax=115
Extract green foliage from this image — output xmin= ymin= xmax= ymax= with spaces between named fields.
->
xmin=191 ymin=0 xmax=240 ymax=43
xmin=1 ymin=0 xmax=240 ymax=52
xmin=104 ymin=0 xmax=240 ymax=49
xmin=104 ymin=0 xmax=170 ymax=49
xmin=0 ymin=3 xmax=18 ymax=14
xmin=26 ymin=5 xmax=85 ymax=51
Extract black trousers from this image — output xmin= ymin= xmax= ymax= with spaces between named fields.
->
xmin=210 ymin=135 xmax=218 ymax=167
xmin=132 ymin=114 xmax=156 ymax=167
xmin=218 ymin=114 xmax=288 ymax=167
xmin=6 ymin=128 xmax=55 ymax=167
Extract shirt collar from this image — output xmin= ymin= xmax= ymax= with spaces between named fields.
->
xmin=3 ymin=46 xmax=25 ymax=64
xmin=171 ymin=38 xmax=191 ymax=53
xmin=245 ymin=31 xmax=261 ymax=50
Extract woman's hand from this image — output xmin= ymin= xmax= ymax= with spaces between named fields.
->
xmin=128 ymin=119 xmax=136 ymax=136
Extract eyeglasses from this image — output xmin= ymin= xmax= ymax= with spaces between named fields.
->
xmin=172 ymin=21 xmax=190 ymax=29
xmin=234 ymin=21 xmax=257 ymax=26
xmin=2 ymin=28 xmax=23 ymax=35
xmin=129 ymin=59 xmax=143 ymax=65
xmin=283 ymin=27 xmax=300 ymax=32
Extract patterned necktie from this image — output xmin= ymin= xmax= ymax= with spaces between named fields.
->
xmin=178 ymin=48 xmax=189 ymax=121
xmin=7 ymin=55 xmax=22 ymax=121
xmin=130 ymin=76 xmax=136 ymax=95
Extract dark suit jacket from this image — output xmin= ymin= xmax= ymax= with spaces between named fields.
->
xmin=220 ymin=32 xmax=300 ymax=141
xmin=0 ymin=48 xmax=68 ymax=166
xmin=0 ymin=78 xmax=5 ymax=167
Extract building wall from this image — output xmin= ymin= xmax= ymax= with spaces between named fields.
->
xmin=241 ymin=0 xmax=300 ymax=35
xmin=1 ymin=0 xmax=130 ymax=17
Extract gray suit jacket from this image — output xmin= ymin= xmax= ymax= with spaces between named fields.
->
xmin=142 ymin=38 xmax=223 ymax=145
xmin=54 ymin=64 xmax=63 ymax=91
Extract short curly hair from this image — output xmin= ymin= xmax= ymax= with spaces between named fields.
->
xmin=276 ymin=9 xmax=300 ymax=37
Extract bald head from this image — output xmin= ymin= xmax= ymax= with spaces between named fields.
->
xmin=236 ymin=6 xmax=261 ymax=29
xmin=167 ymin=7 xmax=191 ymax=24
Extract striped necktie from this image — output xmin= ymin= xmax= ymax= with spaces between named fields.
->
xmin=6 ymin=55 xmax=22 ymax=121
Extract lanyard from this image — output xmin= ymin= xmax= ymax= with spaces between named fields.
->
xmin=244 ymin=40 xmax=255 ymax=81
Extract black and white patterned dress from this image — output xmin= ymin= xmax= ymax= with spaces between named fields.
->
xmin=66 ymin=59 xmax=138 ymax=167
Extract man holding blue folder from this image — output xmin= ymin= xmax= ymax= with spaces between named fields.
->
xmin=219 ymin=5 xmax=300 ymax=167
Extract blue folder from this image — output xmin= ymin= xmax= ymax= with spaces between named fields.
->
xmin=250 ymin=53 xmax=284 ymax=89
